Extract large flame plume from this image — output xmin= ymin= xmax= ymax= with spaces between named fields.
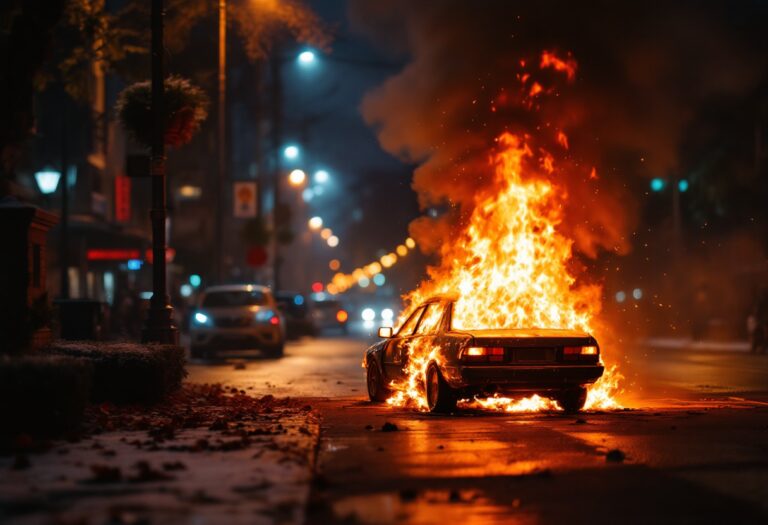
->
xmin=384 ymin=53 xmax=622 ymax=412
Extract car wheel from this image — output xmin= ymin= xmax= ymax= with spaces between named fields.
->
xmin=555 ymin=386 xmax=588 ymax=413
xmin=425 ymin=363 xmax=456 ymax=413
xmin=366 ymin=359 xmax=391 ymax=402
xmin=263 ymin=343 xmax=285 ymax=359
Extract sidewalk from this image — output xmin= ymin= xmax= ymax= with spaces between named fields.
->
xmin=0 ymin=384 xmax=320 ymax=525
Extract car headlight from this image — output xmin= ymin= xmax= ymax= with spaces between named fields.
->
xmin=193 ymin=312 xmax=212 ymax=326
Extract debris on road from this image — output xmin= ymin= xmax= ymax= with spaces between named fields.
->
xmin=0 ymin=383 xmax=320 ymax=525
xmin=606 ymin=449 xmax=626 ymax=463
xmin=381 ymin=422 xmax=399 ymax=432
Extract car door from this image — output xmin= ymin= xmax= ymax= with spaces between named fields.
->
xmin=383 ymin=305 xmax=426 ymax=380
xmin=407 ymin=301 xmax=448 ymax=363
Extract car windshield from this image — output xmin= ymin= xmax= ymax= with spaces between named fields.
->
xmin=202 ymin=290 xmax=268 ymax=307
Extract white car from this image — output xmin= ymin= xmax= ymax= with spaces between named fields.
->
xmin=190 ymin=284 xmax=285 ymax=358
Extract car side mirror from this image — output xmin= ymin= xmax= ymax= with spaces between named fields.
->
xmin=378 ymin=326 xmax=393 ymax=338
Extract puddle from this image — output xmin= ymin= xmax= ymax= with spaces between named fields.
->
xmin=332 ymin=489 xmax=536 ymax=525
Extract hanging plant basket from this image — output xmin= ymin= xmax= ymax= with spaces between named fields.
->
xmin=115 ymin=76 xmax=209 ymax=149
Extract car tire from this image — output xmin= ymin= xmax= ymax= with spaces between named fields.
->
xmin=366 ymin=359 xmax=391 ymax=402
xmin=555 ymin=386 xmax=588 ymax=413
xmin=425 ymin=363 xmax=456 ymax=413
xmin=263 ymin=343 xmax=285 ymax=359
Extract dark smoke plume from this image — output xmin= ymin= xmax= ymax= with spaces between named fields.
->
xmin=349 ymin=0 xmax=767 ymax=259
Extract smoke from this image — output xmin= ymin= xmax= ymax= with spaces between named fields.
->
xmin=349 ymin=0 xmax=767 ymax=259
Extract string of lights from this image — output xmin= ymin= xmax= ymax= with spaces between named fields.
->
xmin=325 ymin=237 xmax=416 ymax=294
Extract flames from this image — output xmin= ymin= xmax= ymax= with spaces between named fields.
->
xmin=383 ymin=52 xmax=623 ymax=412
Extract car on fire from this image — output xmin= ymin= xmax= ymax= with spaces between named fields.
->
xmin=364 ymin=295 xmax=604 ymax=413
xmin=190 ymin=284 xmax=286 ymax=359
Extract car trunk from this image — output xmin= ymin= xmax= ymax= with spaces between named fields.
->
xmin=454 ymin=328 xmax=595 ymax=364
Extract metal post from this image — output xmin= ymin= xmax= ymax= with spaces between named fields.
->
xmin=142 ymin=0 xmax=178 ymax=344
xmin=215 ymin=0 xmax=226 ymax=283
xmin=270 ymin=54 xmax=283 ymax=291
xmin=59 ymin=94 xmax=70 ymax=299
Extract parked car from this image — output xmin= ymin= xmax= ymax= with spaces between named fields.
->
xmin=364 ymin=295 xmax=604 ymax=413
xmin=275 ymin=291 xmax=317 ymax=339
xmin=312 ymin=299 xmax=349 ymax=334
xmin=190 ymin=284 xmax=285 ymax=358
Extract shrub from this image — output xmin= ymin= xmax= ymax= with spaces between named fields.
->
xmin=46 ymin=342 xmax=186 ymax=404
xmin=115 ymin=75 xmax=208 ymax=149
xmin=0 ymin=355 xmax=92 ymax=442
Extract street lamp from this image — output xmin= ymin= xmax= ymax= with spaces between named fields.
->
xmin=288 ymin=169 xmax=306 ymax=186
xmin=142 ymin=0 xmax=178 ymax=344
xmin=313 ymin=169 xmax=329 ymax=184
xmin=297 ymin=50 xmax=316 ymax=66
xmin=35 ymin=170 xmax=61 ymax=195
xmin=327 ymin=235 xmax=339 ymax=247
xmin=308 ymin=216 xmax=323 ymax=230
xmin=283 ymin=145 xmax=300 ymax=160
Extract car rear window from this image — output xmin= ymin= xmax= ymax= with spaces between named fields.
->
xmin=202 ymin=290 xmax=268 ymax=307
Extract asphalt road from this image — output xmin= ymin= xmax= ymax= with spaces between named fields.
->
xmin=187 ymin=335 xmax=768 ymax=524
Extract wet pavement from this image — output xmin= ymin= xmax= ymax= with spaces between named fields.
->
xmin=186 ymin=334 xmax=768 ymax=524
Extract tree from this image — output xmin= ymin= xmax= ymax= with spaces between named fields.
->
xmin=0 ymin=0 xmax=146 ymax=196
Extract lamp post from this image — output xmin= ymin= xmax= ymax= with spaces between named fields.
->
xmin=142 ymin=0 xmax=178 ymax=344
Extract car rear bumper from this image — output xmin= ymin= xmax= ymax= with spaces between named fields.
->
xmin=190 ymin=326 xmax=282 ymax=350
xmin=443 ymin=364 xmax=604 ymax=392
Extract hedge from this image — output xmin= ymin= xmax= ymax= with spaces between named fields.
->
xmin=0 ymin=355 xmax=92 ymax=442
xmin=46 ymin=342 xmax=186 ymax=405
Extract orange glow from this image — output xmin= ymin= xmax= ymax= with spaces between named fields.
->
xmin=336 ymin=310 xmax=348 ymax=323
xmin=556 ymin=131 xmax=569 ymax=150
xmin=589 ymin=167 xmax=599 ymax=180
xmin=329 ymin=259 xmax=341 ymax=271
xmin=385 ymin=132 xmax=622 ymax=413
xmin=540 ymin=50 xmax=577 ymax=82
xmin=528 ymin=82 xmax=543 ymax=97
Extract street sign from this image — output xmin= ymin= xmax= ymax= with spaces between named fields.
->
xmin=115 ymin=176 xmax=131 ymax=222
xmin=234 ymin=182 xmax=258 ymax=218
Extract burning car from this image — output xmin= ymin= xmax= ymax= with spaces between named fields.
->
xmin=364 ymin=295 xmax=604 ymax=413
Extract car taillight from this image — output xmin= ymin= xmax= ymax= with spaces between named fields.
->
xmin=270 ymin=316 xmax=280 ymax=325
xmin=336 ymin=310 xmax=348 ymax=323
xmin=563 ymin=345 xmax=599 ymax=360
xmin=463 ymin=347 xmax=504 ymax=363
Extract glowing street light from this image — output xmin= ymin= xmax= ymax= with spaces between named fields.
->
xmin=288 ymin=169 xmax=307 ymax=186
xmin=327 ymin=235 xmax=339 ymax=247
xmin=320 ymin=228 xmax=333 ymax=240
xmin=35 ymin=170 xmax=61 ymax=194
xmin=314 ymin=169 xmax=329 ymax=184
xmin=650 ymin=178 xmax=665 ymax=192
xmin=297 ymin=50 xmax=316 ymax=66
xmin=308 ymin=216 xmax=323 ymax=230
xmin=283 ymin=145 xmax=300 ymax=160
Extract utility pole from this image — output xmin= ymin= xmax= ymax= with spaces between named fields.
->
xmin=270 ymin=53 xmax=283 ymax=291
xmin=142 ymin=0 xmax=178 ymax=344
xmin=215 ymin=0 xmax=227 ymax=283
